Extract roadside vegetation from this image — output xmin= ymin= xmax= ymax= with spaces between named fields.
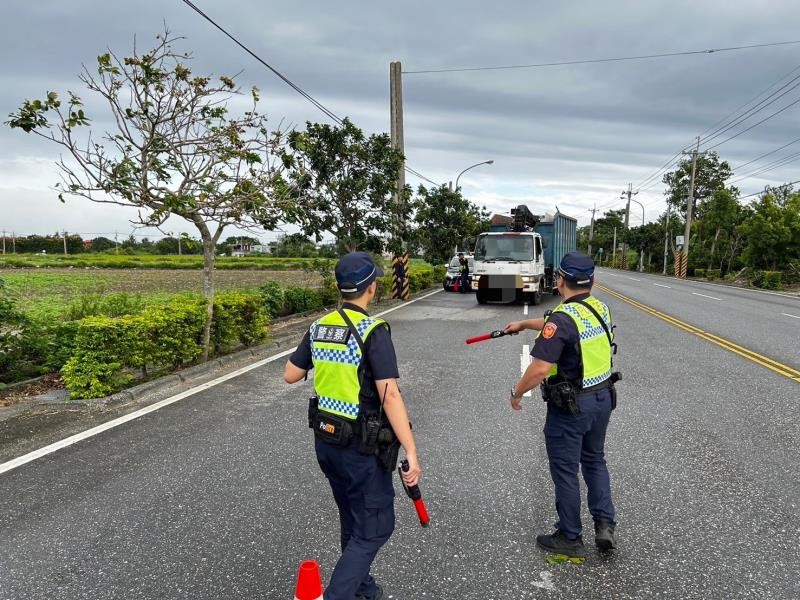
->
xmin=0 ymin=260 xmax=443 ymax=395
xmin=578 ymin=153 xmax=800 ymax=290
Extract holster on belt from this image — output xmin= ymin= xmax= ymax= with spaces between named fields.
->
xmin=541 ymin=378 xmax=579 ymax=416
xmin=365 ymin=411 xmax=402 ymax=473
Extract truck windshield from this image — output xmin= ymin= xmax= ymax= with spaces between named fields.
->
xmin=474 ymin=234 xmax=535 ymax=261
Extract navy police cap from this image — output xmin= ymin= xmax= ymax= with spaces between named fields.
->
xmin=558 ymin=252 xmax=595 ymax=286
xmin=335 ymin=251 xmax=384 ymax=293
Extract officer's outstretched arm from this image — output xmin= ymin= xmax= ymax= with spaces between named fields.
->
xmin=283 ymin=360 xmax=308 ymax=384
xmin=375 ymin=377 xmax=420 ymax=487
xmin=503 ymin=318 xmax=545 ymax=334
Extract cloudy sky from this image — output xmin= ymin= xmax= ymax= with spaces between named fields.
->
xmin=3 ymin=0 xmax=800 ymax=242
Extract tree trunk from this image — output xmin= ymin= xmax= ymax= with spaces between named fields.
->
xmin=709 ymin=226 xmax=721 ymax=271
xmin=201 ymin=235 xmax=216 ymax=362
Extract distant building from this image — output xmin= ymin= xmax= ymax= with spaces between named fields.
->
xmin=231 ymin=242 xmax=271 ymax=257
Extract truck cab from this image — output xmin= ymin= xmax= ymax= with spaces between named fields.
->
xmin=472 ymin=205 xmax=576 ymax=305
xmin=472 ymin=231 xmax=545 ymax=304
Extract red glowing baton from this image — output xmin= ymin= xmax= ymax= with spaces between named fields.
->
xmin=399 ymin=460 xmax=430 ymax=527
xmin=465 ymin=329 xmax=516 ymax=344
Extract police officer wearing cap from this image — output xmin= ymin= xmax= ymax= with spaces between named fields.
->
xmin=457 ymin=252 xmax=470 ymax=294
xmin=284 ymin=251 xmax=420 ymax=600
xmin=503 ymin=252 xmax=618 ymax=558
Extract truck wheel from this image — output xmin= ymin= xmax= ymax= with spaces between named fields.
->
xmin=476 ymin=290 xmax=488 ymax=304
xmin=531 ymin=282 xmax=543 ymax=306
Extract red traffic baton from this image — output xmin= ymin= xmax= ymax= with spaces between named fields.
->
xmin=399 ymin=460 xmax=430 ymax=527
xmin=465 ymin=329 xmax=516 ymax=344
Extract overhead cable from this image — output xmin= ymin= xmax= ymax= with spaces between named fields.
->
xmin=403 ymin=40 xmax=800 ymax=75
xmin=179 ymin=0 xmax=441 ymax=186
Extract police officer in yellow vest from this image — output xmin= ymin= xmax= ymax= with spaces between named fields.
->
xmin=503 ymin=252 xmax=618 ymax=559
xmin=284 ymin=251 xmax=420 ymax=600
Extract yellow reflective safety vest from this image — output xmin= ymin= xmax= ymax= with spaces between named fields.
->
xmin=310 ymin=308 xmax=387 ymax=421
xmin=544 ymin=296 xmax=614 ymax=389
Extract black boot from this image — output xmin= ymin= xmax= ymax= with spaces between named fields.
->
xmin=536 ymin=529 xmax=587 ymax=558
xmin=355 ymin=583 xmax=384 ymax=600
xmin=594 ymin=520 xmax=617 ymax=552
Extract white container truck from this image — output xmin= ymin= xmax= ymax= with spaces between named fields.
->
xmin=471 ymin=206 xmax=577 ymax=305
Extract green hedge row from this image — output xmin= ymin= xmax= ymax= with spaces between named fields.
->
xmin=61 ymin=293 xmax=268 ymax=399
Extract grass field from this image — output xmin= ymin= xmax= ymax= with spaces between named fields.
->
xmin=1 ymin=268 xmax=322 ymax=321
xmin=0 ymin=253 xmax=332 ymax=270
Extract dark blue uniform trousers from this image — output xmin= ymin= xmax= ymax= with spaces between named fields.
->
xmin=315 ymin=437 xmax=395 ymax=600
xmin=543 ymin=387 xmax=616 ymax=540
xmin=459 ymin=272 xmax=470 ymax=293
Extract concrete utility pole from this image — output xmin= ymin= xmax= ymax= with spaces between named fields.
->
xmin=681 ymin=137 xmax=703 ymax=278
xmin=63 ymin=231 xmax=68 ymax=255
xmin=612 ymin=227 xmax=617 ymax=267
xmin=588 ymin=205 xmax=596 ymax=257
xmin=389 ymin=61 xmax=405 ymax=229
xmin=663 ymin=202 xmax=671 ymax=275
xmin=390 ymin=61 xmax=409 ymax=300
xmin=620 ymin=184 xmax=638 ymax=269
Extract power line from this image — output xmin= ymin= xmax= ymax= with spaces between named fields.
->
xmin=733 ymin=136 xmax=800 ymax=171
xmin=698 ymin=63 xmax=800 ymax=140
xmin=402 ymin=40 xmax=800 ymax=75
xmin=739 ymin=180 xmax=800 ymax=199
xmin=179 ymin=0 xmax=441 ymax=187
xmin=732 ymin=149 xmax=800 ymax=183
xmin=703 ymin=95 xmax=800 ymax=150
xmin=633 ymin=64 xmax=800 ymax=196
xmin=699 ymin=73 xmax=800 ymax=147
xmin=634 ymin=147 xmax=691 ymax=191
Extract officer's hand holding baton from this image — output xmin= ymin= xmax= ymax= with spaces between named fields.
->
xmin=503 ymin=318 xmax=546 ymax=334
xmin=402 ymin=452 xmax=421 ymax=488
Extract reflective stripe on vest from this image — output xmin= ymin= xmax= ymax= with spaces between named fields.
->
xmin=545 ymin=296 xmax=613 ymax=388
xmin=310 ymin=309 xmax=386 ymax=421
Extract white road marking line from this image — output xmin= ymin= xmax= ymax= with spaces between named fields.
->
xmin=654 ymin=283 xmax=672 ymax=289
xmin=0 ymin=289 xmax=443 ymax=476
xmin=521 ymin=344 xmax=532 ymax=397
xmin=523 ymin=303 xmax=529 ymax=316
xmin=782 ymin=312 xmax=800 ymax=320
xmin=627 ymin=277 xmax=641 ymax=281
xmin=692 ymin=292 xmax=722 ymax=301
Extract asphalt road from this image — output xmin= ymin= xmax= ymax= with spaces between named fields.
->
xmin=596 ymin=269 xmax=800 ymax=369
xmin=1 ymin=283 xmax=799 ymax=599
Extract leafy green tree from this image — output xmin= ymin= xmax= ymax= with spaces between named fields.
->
xmin=270 ymin=233 xmax=317 ymax=257
xmin=625 ymin=222 xmax=668 ymax=271
xmin=580 ymin=209 xmax=625 ymax=263
xmin=412 ymin=185 xmax=483 ymax=265
xmin=739 ymin=191 xmax=800 ymax=270
xmin=663 ymin=152 xmax=736 ymax=220
xmin=280 ymin=118 xmax=409 ymax=253
xmin=701 ymin=189 xmax=743 ymax=270
xmin=89 ymin=236 xmax=116 ymax=252
xmin=7 ymin=29 xmax=286 ymax=360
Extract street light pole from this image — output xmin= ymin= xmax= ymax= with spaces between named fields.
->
xmin=455 ymin=160 xmax=494 ymax=191
xmin=628 ymin=197 xmax=645 ymax=272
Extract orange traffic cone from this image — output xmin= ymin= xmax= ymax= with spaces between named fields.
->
xmin=294 ymin=560 xmax=324 ymax=600
xmin=453 ymin=278 xmax=460 ymax=292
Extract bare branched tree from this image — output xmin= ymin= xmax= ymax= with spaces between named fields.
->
xmin=7 ymin=28 xmax=288 ymax=360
